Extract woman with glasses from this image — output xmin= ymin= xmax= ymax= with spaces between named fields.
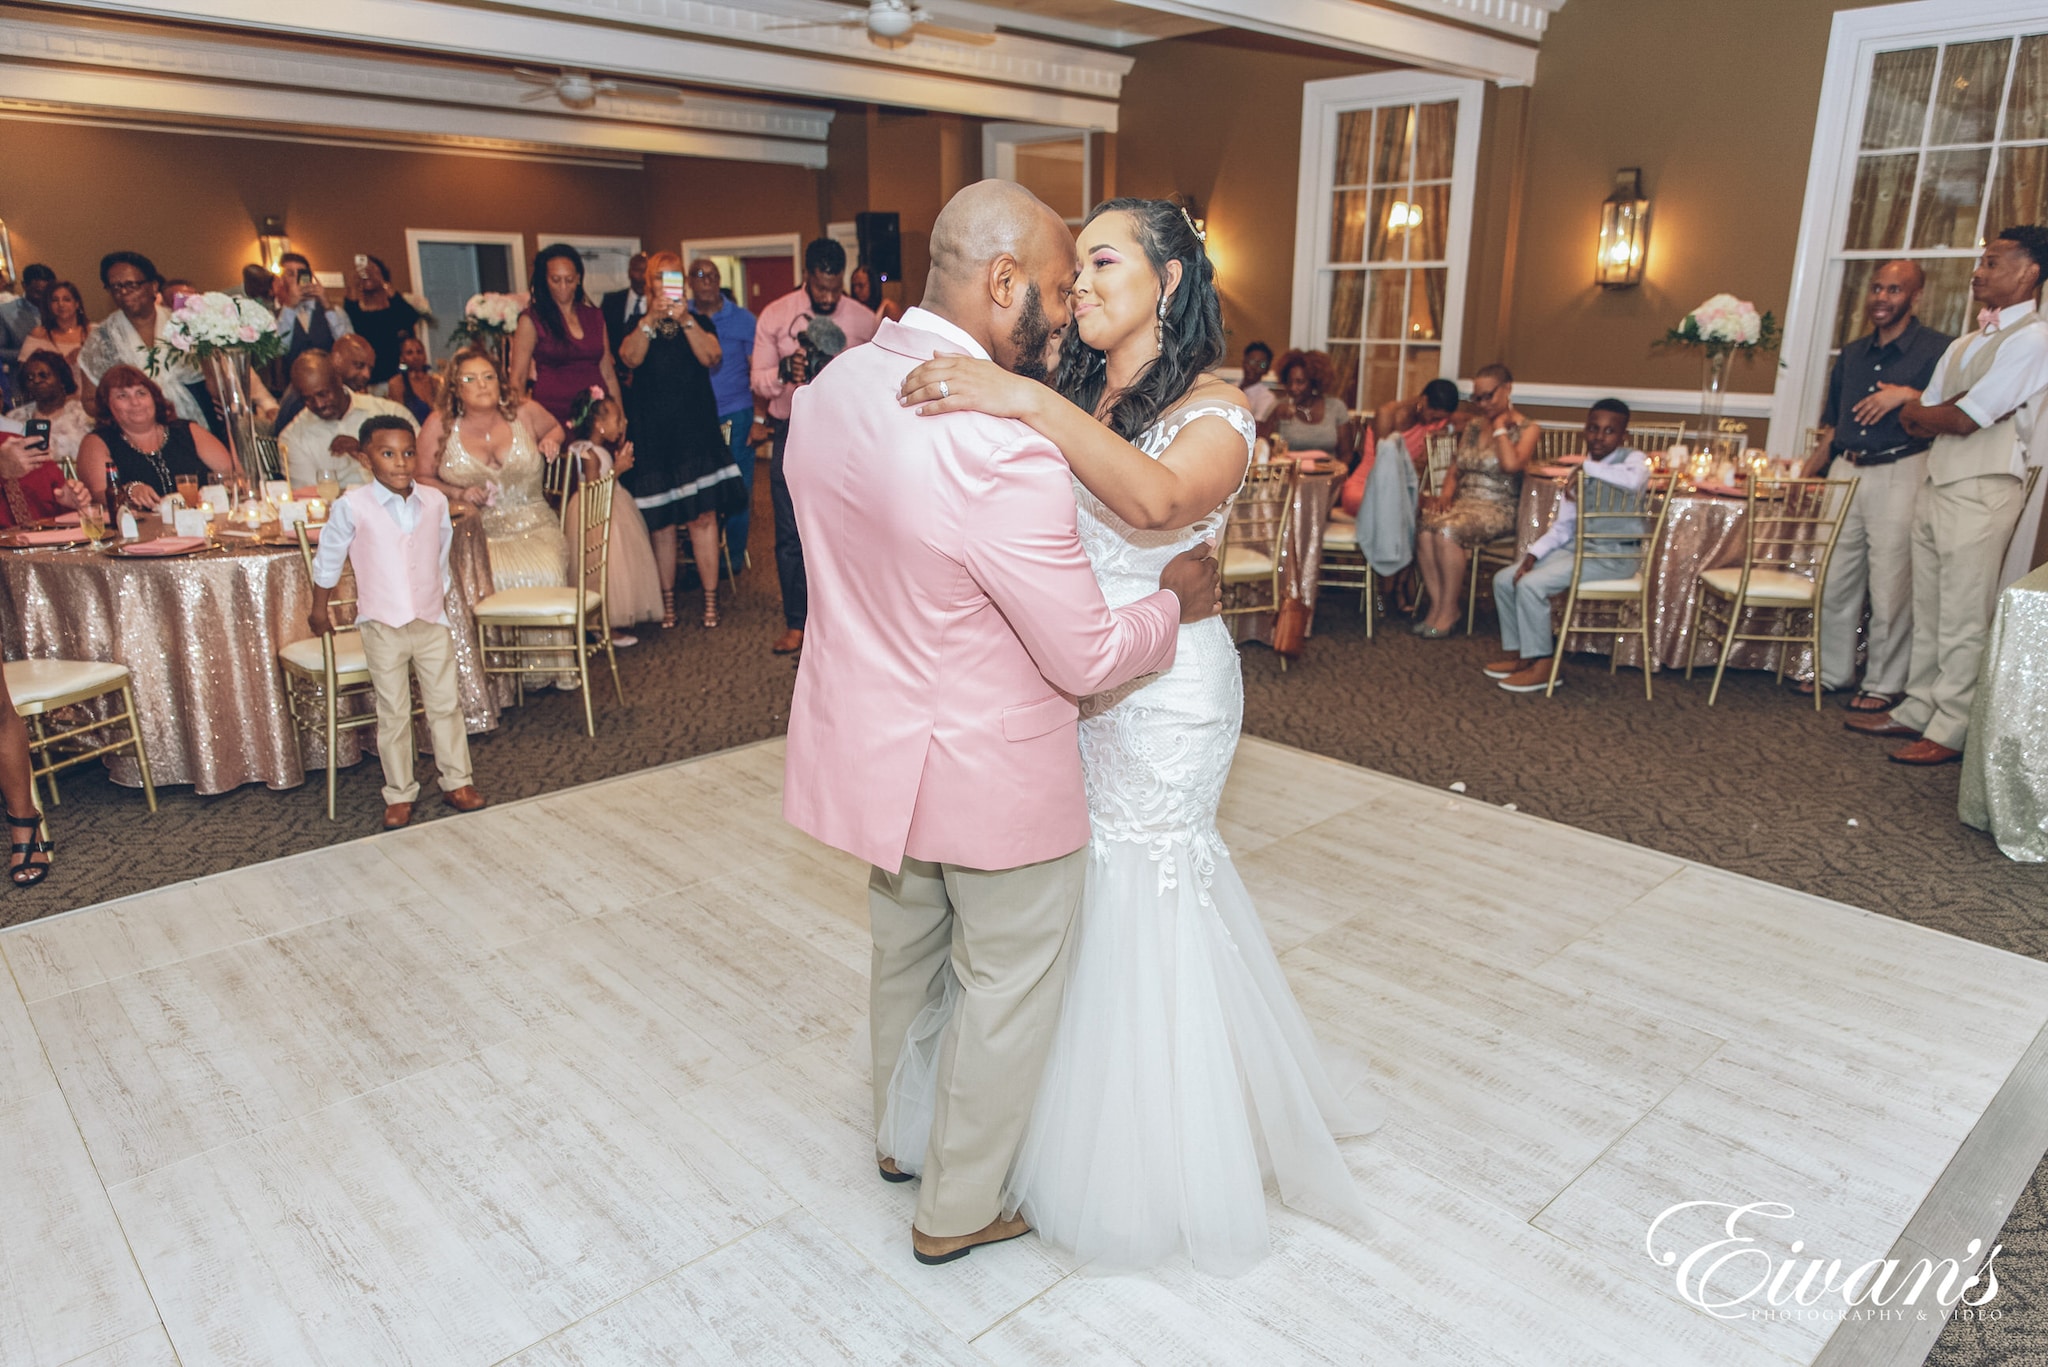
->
xmin=78 ymin=251 xmax=210 ymax=428
xmin=1412 ymin=362 xmax=1538 ymax=637
xmin=509 ymin=244 xmax=621 ymax=429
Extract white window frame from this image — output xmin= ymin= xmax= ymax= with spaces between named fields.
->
xmin=1291 ymin=71 xmax=1485 ymax=393
xmin=678 ymin=232 xmax=802 ymax=277
xmin=983 ymin=123 xmax=1094 ymax=223
xmin=1772 ymin=0 xmax=2046 ymax=452
xmin=403 ymin=229 xmax=527 ymax=362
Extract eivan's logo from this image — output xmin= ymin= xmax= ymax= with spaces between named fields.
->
xmin=1646 ymin=1202 xmax=2001 ymax=1321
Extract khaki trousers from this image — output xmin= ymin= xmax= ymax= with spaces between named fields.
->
xmin=1889 ymin=472 xmax=2027 ymax=750
xmin=868 ymin=847 xmax=1087 ymax=1238
xmin=358 ymin=618 xmax=474 ymax=805
xmin=1818 ymin=453 xmax=1925 ymax=693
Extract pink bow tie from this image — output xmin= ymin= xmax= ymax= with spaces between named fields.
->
xmin=1980 ymin=307 xmax=2001 ymax=334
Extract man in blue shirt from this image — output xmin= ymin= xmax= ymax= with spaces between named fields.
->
xmin=687 ymin=259 xmax=760 ymax=569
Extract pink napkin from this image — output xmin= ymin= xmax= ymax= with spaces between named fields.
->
xmin=5 ymin=528 xmax=90 ymax=545
xmin=119 ymin=536 xmax=208 ymax=556
xmin=51 ymin=513 xmax=81 ymax=527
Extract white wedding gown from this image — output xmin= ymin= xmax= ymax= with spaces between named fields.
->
xmin=879 ymin=401 xmax=1385 ymax=1277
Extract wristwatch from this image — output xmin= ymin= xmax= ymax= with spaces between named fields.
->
xmin=639 ymin=323 xmax=657 ymax=339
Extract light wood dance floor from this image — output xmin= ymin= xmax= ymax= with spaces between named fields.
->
xmin=3 ymin=737 xmax=2043 ymax=1367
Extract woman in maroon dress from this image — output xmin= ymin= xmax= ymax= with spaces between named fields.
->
xmin=509 ymin=244 xmax=622 ymax=427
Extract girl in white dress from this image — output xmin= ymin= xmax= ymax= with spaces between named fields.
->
xmin=887 ymin=198 xmax=1385 ymax=1276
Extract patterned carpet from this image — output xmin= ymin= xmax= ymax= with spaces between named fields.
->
xmin=5 ymin=468 xmax=2043 ymax=1362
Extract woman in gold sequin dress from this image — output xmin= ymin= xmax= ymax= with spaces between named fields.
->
xmin=1413 ymin=363 xmax=1540 ymax=637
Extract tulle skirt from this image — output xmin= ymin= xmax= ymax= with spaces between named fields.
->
xmin=879 ymin=831 xmax=1383 ymax=1277
xmin=567 ymin=482 xmax=665 ymax=627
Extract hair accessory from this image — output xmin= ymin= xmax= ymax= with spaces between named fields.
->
xmin=1177 ymin=205 xmax=1206 ymax=244
xmin=588 ymin=383 xmax=605 ymax=400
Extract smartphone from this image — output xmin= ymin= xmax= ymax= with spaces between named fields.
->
xmin=660 ymin=269 xmax=684 ymax=302
xmin=353 ymin=253 xmax=369 ymax=274
xmin=23 ymin=419 xmax=50 ymax=452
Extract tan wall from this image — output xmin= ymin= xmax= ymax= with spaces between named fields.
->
xmin=1115 ymin=33 xmax=1389 ymax=358
xmin=641 ymin=152 xmax=823 ymax=256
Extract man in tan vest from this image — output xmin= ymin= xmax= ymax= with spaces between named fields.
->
xmin=1847 ymin=226 xmax=2048 ymax=763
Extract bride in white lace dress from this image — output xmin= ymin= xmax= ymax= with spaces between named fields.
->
xmin=890 ymin=198 xmax=1384 ymax=1276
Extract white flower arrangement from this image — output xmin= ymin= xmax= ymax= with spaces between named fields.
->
xmin=1664 ymin=293 xmax=1781 ymax=357
xmin=146 ymin=291 xmax=286 ymax=374
xmin=452 ymin=292 xmax=524 ymax=346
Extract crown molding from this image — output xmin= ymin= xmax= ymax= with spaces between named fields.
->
xmin=1374 ymin=0 xmax=1563 ymax=41
xmin=1109 ymin=0 xmax=1539 ymax=83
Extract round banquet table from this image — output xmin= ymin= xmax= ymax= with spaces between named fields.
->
xmin=0 ymin=517 xmax=505 ymax=794
xmin=1515 ymin=476 xmax=1820 ymax=677
xmin=1960 ymin=561 xmax=2048 ymax=862
xmin=1228 ymin=460 xmax=1338 ymax=648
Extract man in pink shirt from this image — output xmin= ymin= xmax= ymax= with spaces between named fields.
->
xmin=751 ymin=238 xmax=880 ymax=656
xmin=783 ymin=181 xmax=1220 ymax=1266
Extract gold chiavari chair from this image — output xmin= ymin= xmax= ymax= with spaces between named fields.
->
xmin=1544 ymin=469 xmax=1676 ymax=698
xmin=1317 ymin=515 xmax=1374 ymax=638
xmin=280 ymin=521 xmax=402 ymax=821
xmin=475 ymin=471 xmax=622 ymax=735
xmin=251 ymin=433 xmax=285 ymax=484
xmin=1422 ymin=431 xmax=1456 ymax=498
xmin=1631 ymin=422 xmax=1687 ymax=453
xmin=4 ymin=660 xmax=157 ymax=813
xmin=543 ymin=441 xmax=579 ymax=530
xmin=1686 ymin=476 xmax=1858 ymax=709
xmin=1536 ymin=424 xmax=1582 ymax=461
xmin=1222 ymin=462 xmax=1295 ymax=669
xmin=1464 ymin=531 xmax=1521 ymax=635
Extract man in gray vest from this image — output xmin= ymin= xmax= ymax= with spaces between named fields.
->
xmin=1848 ymin=225 xmax=2048 ymax=764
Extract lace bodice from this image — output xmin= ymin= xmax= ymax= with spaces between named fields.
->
xmin=1075 ymin=401 xmax=1255 ymax=895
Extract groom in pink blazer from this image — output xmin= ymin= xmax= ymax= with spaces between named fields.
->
xmin=784 ymin=181 xmax=1220 ymax=1265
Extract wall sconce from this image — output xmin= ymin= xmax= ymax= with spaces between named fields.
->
xmin=256 ymin=214 xmax=292 ymax=274
xmin=1596 ymin=168 xmax=1648 ymax=289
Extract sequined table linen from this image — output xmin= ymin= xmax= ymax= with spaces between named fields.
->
xmin=0 ymin=518 xmax=501 ymax=794
xmin=1228 ymin=464 xmax=1337 ymax=647
xmin=1960 ymin=562 xmax=2048 ymax=862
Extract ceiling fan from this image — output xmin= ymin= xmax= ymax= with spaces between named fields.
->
xmin=767 ymin=0 xmax=997 ymax=47
xmin=512 ymin=68 xmax=684 ymax=109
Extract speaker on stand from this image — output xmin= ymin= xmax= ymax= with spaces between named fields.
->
xmin=855 ymin=212 xmax=902 ymax=284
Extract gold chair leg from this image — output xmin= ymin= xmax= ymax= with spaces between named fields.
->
xmin=1809 ymin=612 xmax=1823 ymax=712
xmin=121 ymin=683 xmax=157 ymax=814
xmin=1684 ymin=584 xmax=1706 ymax=682
xmin=29 ymin=715 xmax=56 ymax=807
xmin=1464 ymin=550 xmax=1481 ymax=636
xmin=1707 ymin=594 xmax=1738 ymax=707
xmin=1363 ymin=567 xmax=1375 ymax=640
xmin=578 ymin=627 xmax=595 ymax=737
xmin=1640 ymin=614 xmax=1654 ymax=701
xmin=324 ymin=676 xmax=340 ymax=822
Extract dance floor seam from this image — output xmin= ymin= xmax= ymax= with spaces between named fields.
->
xmin=2 ymin=736 xmax=2042 ymax=1367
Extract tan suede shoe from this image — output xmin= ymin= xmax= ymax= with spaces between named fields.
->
xmin=912 ymin=1214 xmax=1031 ymax=1266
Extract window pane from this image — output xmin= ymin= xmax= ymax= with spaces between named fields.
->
xmin=1989 ymin=144 xmax=2048 ymax=234
xmin=1372 ymin=105 xmax=1413 ymax=185
xmin=1328 ymin=343 xmax=1362 ymax=408
xmin=1367 ymin=189 xmax=1404 ymax=262
xmin=1333 ymin=110 xmax=1373 ymax=185
xmin=1326 ymin=271 xmax=1365 ymax=339
xmin=1364 ymin=270 xmax=1407 ymax=340
xmin=1844 ymin=153 xmax=1919 ymax=249
xmin=1930 ymin=39 xmax=2013 ymax=145
xmin=2006 ymin=34 xmax=2048 ymax=142
xmin=1412 ymin=101 xmax=1458 ymax=179
xmin=1329 ymin=190 xmax=1370 ymax=263
xmin=1916 ymin=257 xmax=1979 ymax=339
xmin=1360 ymin=344 xmax=1403 ymax=413
xmin=1863 ymin=47 xmax=1937 ymax=149
xmin=1409 ymin=184 xmax=1450 ymax=262
xmin=1830 ymin=259 xmax=1880 ymax=351
xmin=1403 ymin=346 xmax=1442 ymax=396
xmin=1407 ymin=268 xmax=1447 ymax=342
xmin=1912 ymin=148 xmax=1992 ymax=248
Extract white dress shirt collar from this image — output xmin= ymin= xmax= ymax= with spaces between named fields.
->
xmin=899 ymin=305 xmax=990 ymax=362
xmin=1993 ymin=300 xmax=2038 ymax=331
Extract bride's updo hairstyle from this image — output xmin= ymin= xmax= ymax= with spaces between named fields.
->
xmin=1052 ymin=196 xmax=1225 ymax=443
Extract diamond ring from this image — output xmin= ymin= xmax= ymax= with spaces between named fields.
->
xmin=939 ymin=380 xmax=950 ymax=399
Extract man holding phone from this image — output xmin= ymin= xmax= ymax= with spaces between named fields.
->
xmin=274 ymin=252 xmax=353 ymax=364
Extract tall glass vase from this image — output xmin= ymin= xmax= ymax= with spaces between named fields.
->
xmin=1699 ymin=348 xmax=1732 ymax=447
xmin=201 ymin=349 xmax=262 ymax=489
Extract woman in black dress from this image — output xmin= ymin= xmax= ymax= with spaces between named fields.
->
xmin=74 ymin=363 xmax=235 ymax=509
xmin=617 ymin=250 xmax=746 ymax=628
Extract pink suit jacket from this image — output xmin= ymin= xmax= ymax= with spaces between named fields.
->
xmin=782 ymin=316 xmax=1182 ymax=873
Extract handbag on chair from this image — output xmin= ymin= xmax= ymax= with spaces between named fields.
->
xmin=1272 ymin=594 xmax=1310 ymax=659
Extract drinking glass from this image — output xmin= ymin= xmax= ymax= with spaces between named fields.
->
xmin=173 ymin=473 xmax=200 ymax=508
xmin=316 ymin=476 xmax=342 ymax=505
xmin=79 ymin=502 xmax=107 ymax=544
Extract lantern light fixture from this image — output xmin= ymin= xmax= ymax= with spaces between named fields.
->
xmin=256 ymin=214 xmax=292 ymax=275
xmin=1596 ymin=168 xmax=1649 ymax=289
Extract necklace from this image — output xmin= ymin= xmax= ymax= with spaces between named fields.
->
xmin=124 ymin=424 xmax=174 ymax=491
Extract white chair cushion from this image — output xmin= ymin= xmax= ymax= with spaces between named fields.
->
xmin=3 ymin=658 xmax=129 ymax=707
xmin=1700 ymin=566 xmax=1818 ymax=603
xmin=1576 ymin=575 xmax=1643 ymax=596
xmin=1321 ymin=519 xmax=1358 ymax=549
xmin=1222 ymin=547 xmax=1276 ymax=581
xmin=475 ymin=586 xmax=601 ymax=622
xmin=278 ymin=634 xmax=370 ymax=683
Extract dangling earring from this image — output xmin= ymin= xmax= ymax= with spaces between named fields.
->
xmin=1155 ymin=295 xmax=1168 ymax=352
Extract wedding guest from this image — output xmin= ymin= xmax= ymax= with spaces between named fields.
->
xmin=752 ymin=237 xmax=880 ymax=654
xmin=1265 ymin=349 xmax=1353 ymax=463
xmin=0 ymin=667 xmax=49 ymax=887
xmin=1413 ymin=363 xmax=1538 ymax=637
xmin=18 ymin=281 xmax=95 ymax=406
xmin=510 ymin=243 xmax=620 ymax=427
xmin=76 ymin=364 xmax=234 ymax=508
xmin=274 ymin=253 xmax=353 ymax=363
xmin=235 ymin=264 xmax=278 ymax=311
xmin=386 ymin=334 xmax=440 ymax=422
xmin=621 ymin=250 xmax=745 ymax=630
xmin=687 ymin=257 xmax=759 ymax=566
xmin=1238 ymin=341 xmax=1277 ymax=424
xmin=281 ymin=335 xmax=377 ymax=435
xmin=849 ymin=265 xmax=904 ymax=324
xmin=601 ymin=252 xmax=651 ymax=371
xmin=79 ymin=252 xmax=211 ymax=427
xmin=0 ymin=355 xmax=90 ymax=527
xmin=1351 ymin=377 xmax=1461 ymax=613
xmin=564 ymin=386 xmax=664 ymax=644
xmin=1851 ymin=226 xmax=2048 ymax=765
xmin=1483 ymin=399 xmax=1649 ymax=692
xmin=310 ymin=415 xmax=486 ymax=830
xmin=279 ymin=350 xmax=414 ymax=491
xmin=0 ymin=264 xmax=54 ymax=397
xmin=1800 ymin=259 xmax=1952 ymax=712
xmin=342 ymin=255 xmax=423 ymax=384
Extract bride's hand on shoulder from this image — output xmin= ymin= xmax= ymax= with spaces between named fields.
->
xmin=898 ymin=355 xmax=1044 ymax=421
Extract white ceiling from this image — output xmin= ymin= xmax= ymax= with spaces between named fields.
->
xmin=0 ymin=0 xmax=1558 ymax=166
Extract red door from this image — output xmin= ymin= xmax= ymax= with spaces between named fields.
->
xmin=742 ymin=254 xmax=796 ymax=311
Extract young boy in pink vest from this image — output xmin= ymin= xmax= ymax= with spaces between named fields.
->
xmin=309 ymin=415 xmax=488 ymax=829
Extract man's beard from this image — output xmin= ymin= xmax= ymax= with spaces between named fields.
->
xmin=1007 ymin=283 xmax=1056 ymax=382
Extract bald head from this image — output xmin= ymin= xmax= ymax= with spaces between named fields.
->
xmin=291 ymin=351 xmax=351 ymax=421
xmin=1865 ymin=258 xmax=1926 ymax=336
xmin=922 ymin=179 xmax=1077 ymax=375
xmin=331 ymin=333 xmax=376 ymax=390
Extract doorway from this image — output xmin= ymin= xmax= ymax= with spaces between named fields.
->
xmin=681 ymin=234 xmax=801 ymax=315
xmin=405 ymin=230 xmax=527 ymax=362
